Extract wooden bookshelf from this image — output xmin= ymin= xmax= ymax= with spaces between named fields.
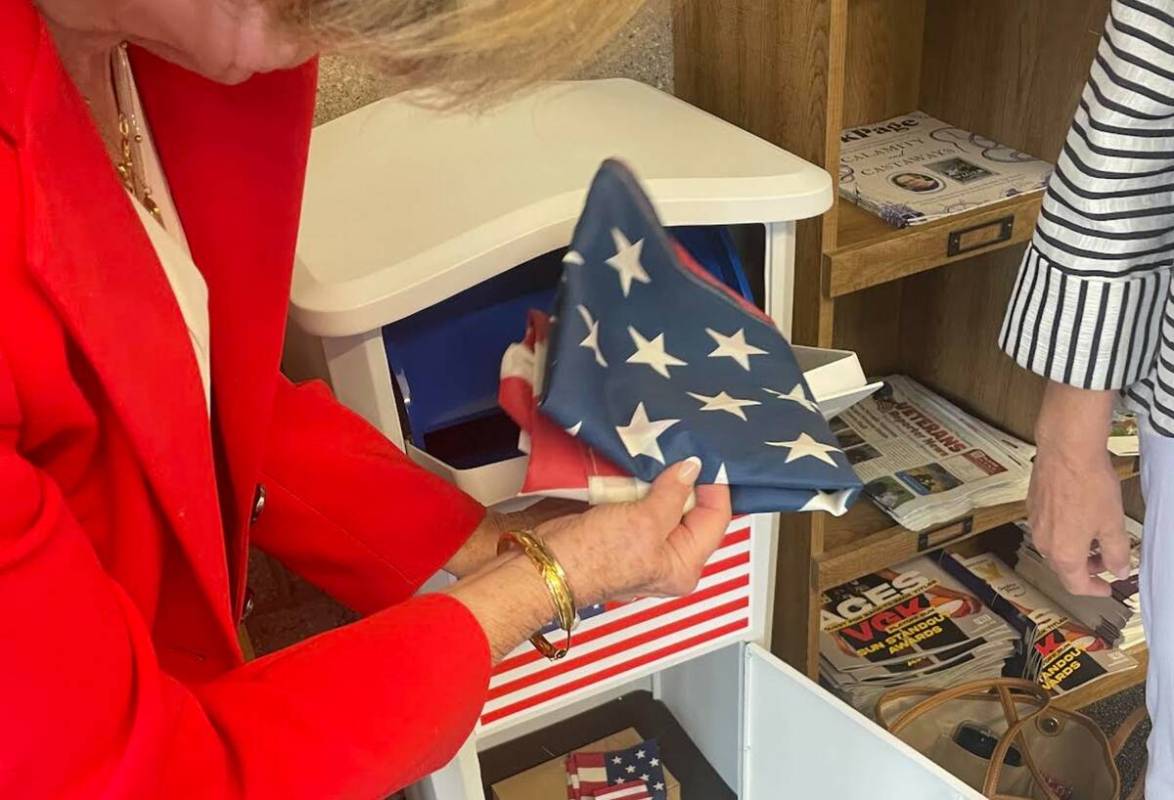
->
xmin=828 ymin=194 xmax=1043 ymax=297
xmin=673 ymin=0 xmax=1142 ymax=711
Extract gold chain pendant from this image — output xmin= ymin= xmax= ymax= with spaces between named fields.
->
xmin=112 ymin=46 xmax=165 ymax=228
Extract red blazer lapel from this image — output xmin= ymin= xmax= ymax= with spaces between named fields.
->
xmin=130 ymin=51 xmax=318 ymax=611
xmin=10 ymin=15 xmax=236 ymax=647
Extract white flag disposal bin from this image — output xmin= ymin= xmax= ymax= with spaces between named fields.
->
xmin=288 ymin=79 xmax=973 ymax=799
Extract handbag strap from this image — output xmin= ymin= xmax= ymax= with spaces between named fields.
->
xmin=1110 ymin=706 xmax=1149 ymax=800
xmin=1110 ymin=705 xmax=1149 ymax=757
xmin=876 ymin=678 xmax=1050 ymax=734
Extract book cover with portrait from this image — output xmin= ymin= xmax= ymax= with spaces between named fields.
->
xmin=839 ymin=111 xmax=1052 ymax=228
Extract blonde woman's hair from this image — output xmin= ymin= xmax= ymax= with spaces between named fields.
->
xmin=272 ymin=0 xmax=649 ymax=105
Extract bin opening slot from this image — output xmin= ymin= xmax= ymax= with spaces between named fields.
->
xmin=383 ymin=225 xmax=759 ymax=469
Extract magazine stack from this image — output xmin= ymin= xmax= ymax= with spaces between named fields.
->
xmin=942 ymin=551 xmax=1140 ymax=697
xmin=819 ymin=555 xmax=1019 ymax=714
xmin=1014 ymin=520 xmax=1144 ymax=651
xmin=830 ymin=376 xmax=1035 ymax=531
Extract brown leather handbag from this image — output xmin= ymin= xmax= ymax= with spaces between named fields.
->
xmin=875 ymin=678 xmax=1147 ymax=800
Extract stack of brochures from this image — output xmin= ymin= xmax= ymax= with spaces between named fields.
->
xmin=943 ymin=551 xmax=1139 ymax=697
xmin=1014 ymin=520 xmax=1144 ymax=651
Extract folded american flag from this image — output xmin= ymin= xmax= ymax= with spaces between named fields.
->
xmin=500 ymin=160 xmax=861 ymax=515
xmin=565 ymin=739 xmax=667 ymax=800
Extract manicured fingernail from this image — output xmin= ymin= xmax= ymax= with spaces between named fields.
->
xmin=678 ymin=457 xmax=702 ymax=484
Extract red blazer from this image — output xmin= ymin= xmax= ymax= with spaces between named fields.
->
xmin=0 ymin=2 xmax=492 ymax=797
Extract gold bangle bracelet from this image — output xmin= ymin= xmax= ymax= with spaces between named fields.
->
xmin=497 ymin=529 xmax=577 ymax=661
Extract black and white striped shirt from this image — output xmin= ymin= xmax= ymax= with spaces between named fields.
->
xmin=1000 ymin=0 xmax=1174 ymax=435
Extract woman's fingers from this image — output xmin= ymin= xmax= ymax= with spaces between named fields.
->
xmin=680 ymin=484 xmax=732 ymax=553
xmin=1098 ymin=522 xmax=1133 ymax=580
xmin=637 ymin=458 xmax=702 ymax=531
xmin=1045 ymin=524 xmax=1114 ymax=597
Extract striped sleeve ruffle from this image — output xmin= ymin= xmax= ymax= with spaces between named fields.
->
xmin=1000 ymin=0 xmax=1174 ymax=391
xmin=1000 ymin=246 xmax=1169 ymax=389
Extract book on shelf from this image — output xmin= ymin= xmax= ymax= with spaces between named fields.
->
xmin=818 ymin=555 xmax=1018 ymax=714
xmin=839 ymin=111 xmax=1052 ymax=228
xmin=941 ymin=552 xmax=1139 ymax=697
xmin=830 ymin=375 xmax=1035 ymax=531
xmin=1014 ymin=519 xmax=1144 ymax=651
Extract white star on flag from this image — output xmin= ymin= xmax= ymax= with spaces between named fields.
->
xmin=614 ymin=777 xmax=625 ymax=784
xmin=714 ymin=465 xmax=728 ymax=485
xmin=577 ymin=305 xmax=608 ymax=367
xmin=765 ymin=384 xmax=819 ymax=414
xmin=563 ymin=250 xmax=585 ymax=266
xmin=611 ymin=757 xmax=623 ymax=765
xmin=606 ymin=228 xmax=651 ymax=297
xmin=567 ymin=421 xmax=583 ymax=436
xmin=800 ymin=490 xmax=851 ymax=515
xmin=765 ymin=432 xmax=841 ymax=466
xmin=650 ymin=758 xmax=660 ymax=767
xmin=625 ymin=765 xmax=636 ymax=774
xmin=655 ymin=782 xmax=665 ymax=791
xmin=706 ymin=327 xmax=767 ymax=370
xmin=640 ymin=773 xmax=650 ymax=782
xmin=635 ymin=750 xmax=646 ymax=760
xmin=627 ymin=326 xmax=687 ymax=378
xmin=687 ymin=390 xmax=761 ymax=421
xmin=615 ymin=403 xmax=679 ymax=464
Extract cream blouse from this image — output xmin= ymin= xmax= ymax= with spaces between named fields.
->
xmin=122 ymin=61 xmax=211 ymax=413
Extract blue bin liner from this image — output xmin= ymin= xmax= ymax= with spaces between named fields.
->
xmin=383 ymin=226 xmax=754 ymax=447
xmin=672 ymin=226 xmax=754 ymax=302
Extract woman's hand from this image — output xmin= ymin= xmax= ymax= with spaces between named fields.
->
xmin=446 ymin=458 xmax=731 ymax=660
xmin=539 ymin=458 xmax=731 ymax=604
xmin=1029 ymin=382 xmax=1129 ymax=597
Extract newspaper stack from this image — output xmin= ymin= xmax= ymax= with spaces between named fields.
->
xmin=943 ymin=552 xmax=1139 ymax=697
xmin=839 ymin=111 xmax=1052 ymax=228
xmin=831 ymin=376 xmax=1035 ymax=531
xmin=1014 ymin=520 xmax=1144 ymax=651
xmin=819 ymin=556 xmax=1019 ymax=714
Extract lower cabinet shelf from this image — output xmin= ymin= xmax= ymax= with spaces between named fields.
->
xmin=478 ymin=691 xmax=736 ymax=800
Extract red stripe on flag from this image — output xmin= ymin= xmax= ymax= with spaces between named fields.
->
xmin=493 ymin=572 xmax=751 ymax=674
xmin=482 ymin=618 xmax=750 ymax=725
xmin=488 ymin=596 xmax=749 ymax=699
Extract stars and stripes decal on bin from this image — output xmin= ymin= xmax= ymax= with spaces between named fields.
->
xmin=499 ymin=159 xmax=861 ymax=515
xmin=480 ymin=517 xmax=753 ymax=731
xmin=565 ymin=739 xmax=667 ymax=800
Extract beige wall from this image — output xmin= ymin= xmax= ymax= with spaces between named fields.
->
xmin=249 ymin=0 xmax=674 ymax=656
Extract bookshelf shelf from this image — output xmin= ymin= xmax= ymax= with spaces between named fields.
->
xmin=828 ymin=193 xmax=1043 ymax=297
xmin=817 ymin=455 xmax=1138 ymax=591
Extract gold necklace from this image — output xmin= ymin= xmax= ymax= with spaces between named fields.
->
xmin=110 ymin=43 xmax=163 ymax=226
